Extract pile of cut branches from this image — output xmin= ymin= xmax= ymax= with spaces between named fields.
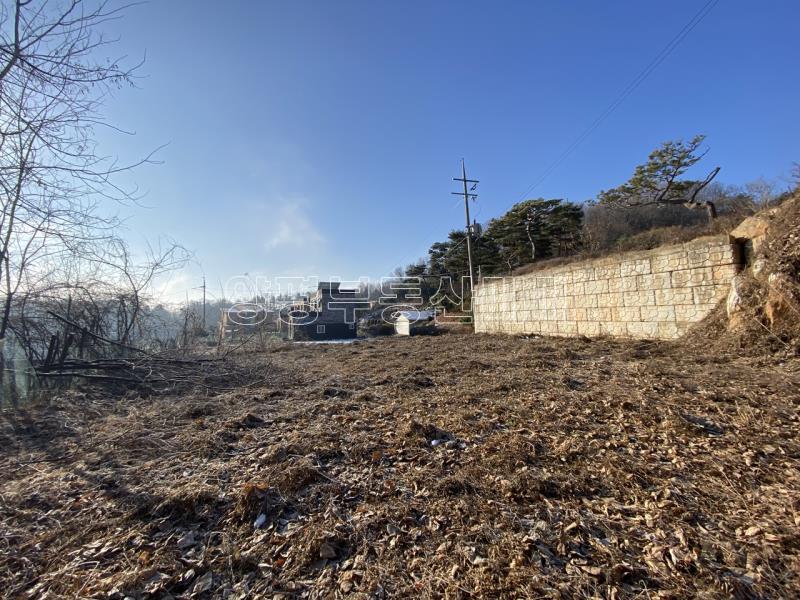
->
xmin=28 ymin=313 xmax=269 ymax=395
xmin=35 ymin=353 xmax=261 ymax=394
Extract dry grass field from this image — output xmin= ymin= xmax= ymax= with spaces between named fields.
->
xmin=1 ymin=333 xmax=799 ymax=599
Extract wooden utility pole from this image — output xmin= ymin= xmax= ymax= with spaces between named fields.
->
xmin=202 ymin=276 xmax=207 ymax=330
xmin=194 ymin=277 xmax=208 ymax=331
xmin=452 ymin=159 xmax=479 ymax=305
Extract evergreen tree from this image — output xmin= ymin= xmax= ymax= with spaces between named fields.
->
xmin=484 ymin=199 xmax=583 ymax=272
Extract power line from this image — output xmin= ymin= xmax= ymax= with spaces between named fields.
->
xmin=388 ymin=2 xmax=719 ymax=282
xmin=515 ymin=0 xmax=720 ymax=202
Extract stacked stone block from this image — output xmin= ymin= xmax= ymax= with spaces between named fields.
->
xmin=473 ymin=236 xmax=741 ymax=340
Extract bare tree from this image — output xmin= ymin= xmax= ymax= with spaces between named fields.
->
xmin=82 ymin=238 xmax=191 ymax=344
xmin=7 ymin=236 xmax=188 ymax=366
xmin=0 ymin=1 xmax=166 ymax=397
xmin=597 ymin=135 xmax=721 ymax=222
xmin=744 ymin=177 xmax=779 ymax=211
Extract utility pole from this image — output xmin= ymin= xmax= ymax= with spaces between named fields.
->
xmin=194 ymin=277 xmax=207 ymax=331
xmin=452 ymin=159 xmax=478 ymax=308
xmin=202 ymin=276 xmax=206 ymax=330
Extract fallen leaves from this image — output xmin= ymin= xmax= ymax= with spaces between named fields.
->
xmin=0 ymin=334 xmax=798 ymax=598
xmin=318 ymin=542 xmax=337 ymax=560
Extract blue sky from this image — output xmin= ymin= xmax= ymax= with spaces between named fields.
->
xmin=96 ymin=0 xmax=799 ymax=300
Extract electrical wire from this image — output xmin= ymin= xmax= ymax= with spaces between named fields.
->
xmin=515 ymin=0 xmax=720 ymax=202
xmin=388 ymin=3 xmax=719 ymax=279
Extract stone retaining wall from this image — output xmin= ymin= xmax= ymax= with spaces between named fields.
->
xmin=473 ymin=236 xmax=742 ymax=339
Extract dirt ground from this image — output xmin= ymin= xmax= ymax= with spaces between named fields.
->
xmin=1 ymin=333 xmax=799 ymax=599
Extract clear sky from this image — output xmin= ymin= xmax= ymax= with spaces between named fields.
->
xmin=96 ymin=0 xmax=799 ymax=301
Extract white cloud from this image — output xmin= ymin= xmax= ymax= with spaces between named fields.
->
xmin=265 ymin=202 xmax=324 ymax=250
